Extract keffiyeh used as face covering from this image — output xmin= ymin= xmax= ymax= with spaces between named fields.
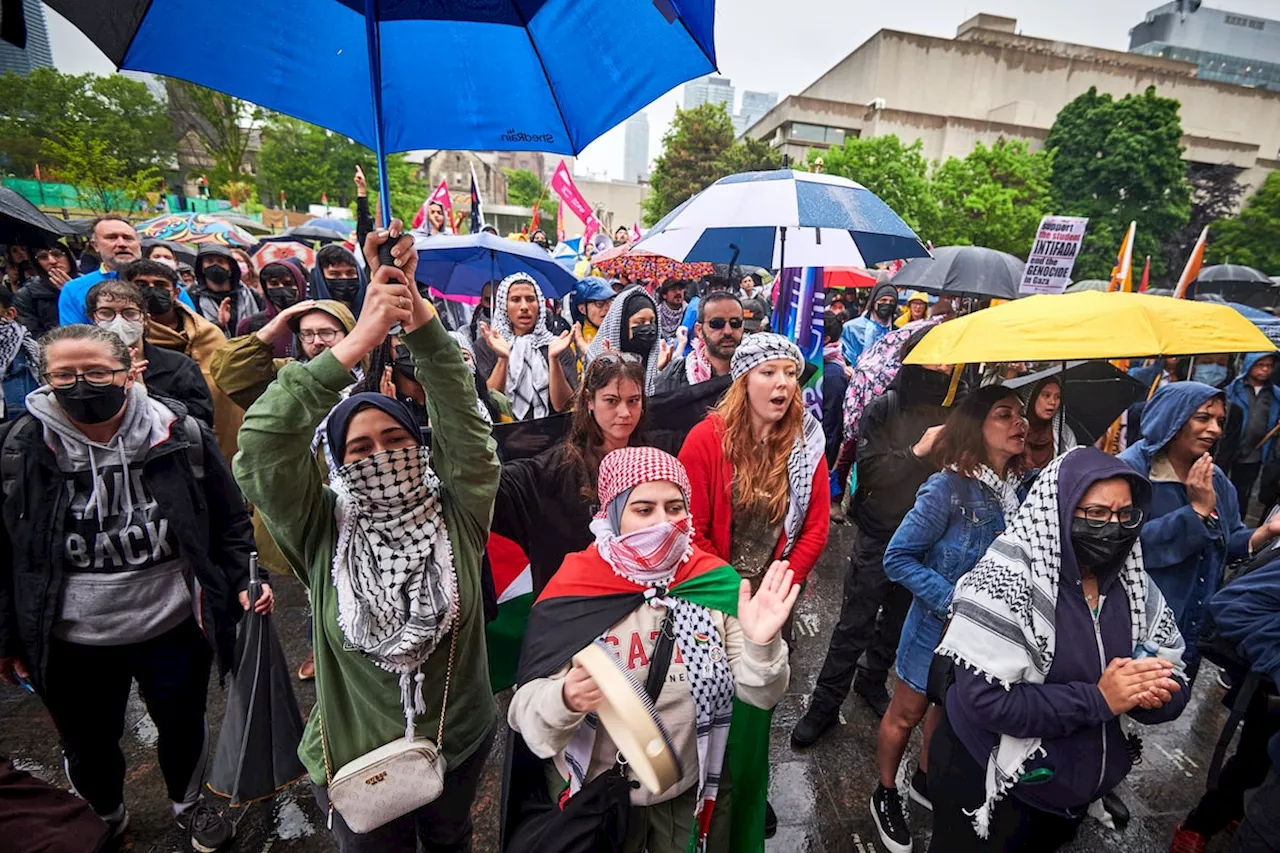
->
xmin=568 ymin=447 xmax=735 ymax=826
xmin=330 ymin=441 xmax=458 ymax=740
xmin=585 ymin=285 xmax=661 ymax=395
xmin=935 ymin=450 xmax=1184 ymax=839
xmin=491 ymin=273 xmax=556 ymax=420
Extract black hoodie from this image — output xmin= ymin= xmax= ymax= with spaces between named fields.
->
xmin=189 ymin=244 xmax=261 ymax=334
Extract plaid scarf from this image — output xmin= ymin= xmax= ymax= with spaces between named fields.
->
xmin=491 ymin=274 xmax=555 ymax=420
xmin=684 ymin=338 xmax=714 ymax=384
xmin=658 ymin=299 xmax=685 ymax=340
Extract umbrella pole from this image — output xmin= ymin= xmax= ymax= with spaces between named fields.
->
xmin=1058 ymin=361 xmax=1066 ymax=453
xmin=778 ymin=227 xmax=787 ymax=277
xmin=363 ymin=0 xmax=393 ymax=228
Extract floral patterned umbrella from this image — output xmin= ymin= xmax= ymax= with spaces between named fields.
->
xmin=137 ymin=213 xmax=257 ymax=249
xmin=592 ymin=244 xmax=715 ymax=282
xmin=843 ymin=317 xmax=941 ymax=442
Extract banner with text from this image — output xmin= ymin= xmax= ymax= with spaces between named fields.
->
xmin=549 ymin=159 xmax=602 ymax=245
xmin=1019 ymin=216 xmax=1089 ymax=295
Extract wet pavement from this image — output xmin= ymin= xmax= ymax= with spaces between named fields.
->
xmin=0 ymin=521 xmax=1241 ymax=852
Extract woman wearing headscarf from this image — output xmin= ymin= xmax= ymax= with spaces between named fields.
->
xmin=236 ymin=261 xmax=308 ymax=357
xmin=872 ymin=386 xmax=1028 ymax=853
xmin=233 ymin=230 xmax=501 ymax=852
xmin=1018 ymin=376 xmax=1078 ymax=470
xmin=930 ymin=449 xmax=1188 ymax=852
xmin=476 ymin=273 xmax=575 ymax=420
xmin=504 ymin=447 xmax=797 ymax=853
xmin=585 ymin=285 xmax=669 ymax=396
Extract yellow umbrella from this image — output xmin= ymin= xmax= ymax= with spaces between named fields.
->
xmin=904 ymin=290 xmax=1275 ymax=365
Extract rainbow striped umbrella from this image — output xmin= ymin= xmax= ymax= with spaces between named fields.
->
xmin=137 ymin=213 xmax=257 ymax=249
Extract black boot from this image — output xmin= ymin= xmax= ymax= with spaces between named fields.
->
xmin=791 ymin=702 xmax=839 ymax=748
xmin=765 ymin=801 xmax=778 ymax=838
xmin=853 ymin=676 xmax=891 ymax=719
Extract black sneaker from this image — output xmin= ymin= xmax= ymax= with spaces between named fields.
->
xmin=908 ymin=767 xmax=932 ymax=811
xmin=870 ymin=785 xmax=913 ymax=853
xmin=765 ymin=800 xmax=778 ymax=838
xmin=854 ymin=678 xmax=892 ymax=719
xmin=100 ymin=806 xmax=130 ymax=841
xmin=1101 ymin=790 xmax=1131 ymax=829
xmin=176 ymin=800 xmax=234 ymax=853
xmin=791 ymin=703 xmax=838 ymax=748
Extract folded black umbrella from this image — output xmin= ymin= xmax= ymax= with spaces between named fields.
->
xmin=1005 ymin=361 xmax=1146 ymax=444
xmin=890 ymin=245 xmax=1025 ymax=301
xmin=206 ymin=573 xmax=307 ymax=807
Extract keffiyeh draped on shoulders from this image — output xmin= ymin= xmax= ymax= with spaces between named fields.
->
xmin=492 ymin=273 xmax=556 ymax=420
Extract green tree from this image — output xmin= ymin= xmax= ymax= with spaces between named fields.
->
xmin=1045 ymin=86 xmax=1191 ymax=282
xmin=166 ymin=79 xmax=264 ymax=190
xmin=1207 ymin=170 xmax=1280 ymax=271
xmin=930 ymin=138 xmax=1053 ymax=256
xmin=643 ymin=103 xmax=736 ymax=225
xmin=44 ymin=132 xmax=160 ymax=214
xmin=503 ymin=167 xmax=557 ymax=227
xmin=0 ymin=68 xmax=174 ymax=178
xmin=809 ymin=135 xmax=939 ymax=237
xmin=714 ymin=135 xmax=782 ymax=182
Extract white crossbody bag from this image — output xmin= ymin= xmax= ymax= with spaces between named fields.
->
xmin=319 ymin=629 xmax=458 ymax=834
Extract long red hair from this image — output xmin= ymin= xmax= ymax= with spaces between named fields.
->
xmin=714 ymin=375 xmax=804 ymax=525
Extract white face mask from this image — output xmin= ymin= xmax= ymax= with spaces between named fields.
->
xmin=156 ymin=257 xmax=178 ymax=270
xmin=98 ymin=316 xmax=144 ymax=346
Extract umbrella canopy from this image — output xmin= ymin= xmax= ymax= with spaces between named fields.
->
xmin=283 ymin=222 xmax=352 ymax=244
xmin=592 ymin=244 xmax=715 ymax=281
xmin=141 ymin=237 xmax=196 ymax=267
xmin=218 ymin=213 xmax=274 ymax=236
xmin=414 ymin=233 xmax=578 ymax=299
xmin=0 ymin=186 xmax=77 ymax=244
xmin=1065 ymin=279 xmax=1111 ymax=293
xmin=889 ymin=245 xmax=1025 ymax=300
xmin=905 ymin=290 xmax=1275 ymax=365
xmin=48 ymin=0 xmax=717 ymax=224
xmin=635 ymin=169 xmax=929 ymax=270
xmin=824 ymin=267 xmax=879 ymax=289
xmin=1005 ymin=361 xmax=1147 ymax=444
xmin=137 ymin=213 xmax=257 ymax=249
xmin=253 ymin=240 xmax=316 ymax=273
xmin=1195 ymin=263 xmax=1277 ymax=308
xmin=1197 ymin=264 xmax=1272 ymax=284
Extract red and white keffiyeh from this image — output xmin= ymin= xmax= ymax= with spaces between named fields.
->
xmin=594 ymin=446 xmax=692 ymax=519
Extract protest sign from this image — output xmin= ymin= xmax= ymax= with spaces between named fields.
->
xmin=1019 ymin=216 xmax=1088 ymax=295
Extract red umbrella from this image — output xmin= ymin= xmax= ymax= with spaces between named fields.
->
xmin=824 ymin=267 xmax=878 ymax=289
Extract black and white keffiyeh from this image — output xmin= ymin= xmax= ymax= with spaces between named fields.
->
xmin=0 ymin=319 xmax=37 ymax=381
xmin=936 ymin=450 xmax=1184 ymax=838
xmin=657 ymin=299 xmax=684 ymax=341
xmin=585 ymin=285 xmax=660 ymax=395
xmin=331 ymin=445 xmax=459 ymax=739
xmin=491 ymin=273 xmax=556 ymax=420
xmin=781 ymin=411 xmax=826 ymax=559
xmin=730 ymin=332 xmax=802 ymax=380
xmin=966 ymin=463 xmax=1023 ymax=523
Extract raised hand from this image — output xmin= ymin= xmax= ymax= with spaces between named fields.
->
xmin=354 ymin=164 xmax=367 ymax=197
xmin=737 ymin=561 xmax=801 ymax=645
xmin=549 ymin=329 xmax=573 ymax=359
xmin=1186 ymin=453 xmax=1216 ymax=517
xmin=48 ymin=267 xmax=70 ymax=287
xmin=913 ymin=424 xmax=945 ymax=459
xmin=675 ymin=327 xmax=688 ymax=354
xmin=362 ymin=217 xmax=417 ymax=282
xmin=480 ymin=322 xmax=511 ymax=359
xmin=658 ymin=338 xmax=674 ymax=371
xmin=217 ymin=296 xmax=232 ymax=331
xmin=572 ymin=321 xmax=588 ymax=355
xmin=256 ymin=299 xmax=318 ymax=345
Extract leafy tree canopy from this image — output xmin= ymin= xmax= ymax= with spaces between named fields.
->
xmin=1207 ymin=170 xmax=1280 ymax=272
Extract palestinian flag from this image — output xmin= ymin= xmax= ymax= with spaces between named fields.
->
xmin=485 ymin=531 xmax=534 ymax=692
xmin=502 ymin=546 xmax=771 ymax=853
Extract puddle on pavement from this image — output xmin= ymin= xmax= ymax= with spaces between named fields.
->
xmin=273 ymin=790 xmax=316 ymax=840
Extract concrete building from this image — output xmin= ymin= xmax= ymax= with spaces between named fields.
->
xmin=1130 ymin=3 xmax=1280 ymax=90
xmin=745 ymin=13 xmax=1280 ymax=197
xmin=735 ymin=90 xmax=779 ymax=136
xmin=683 ymin=75 xmax=735 ymax=111
xmin=572 ymin=178 xmax=650 ymax=237
xmin=623 ymin=112 xmax=650 ymax=183
xmin=0 ymin=0 xmax=53 ymax=76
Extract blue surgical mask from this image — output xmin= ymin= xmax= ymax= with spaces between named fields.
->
xmin=1193 ymin=364 xmax=1228 ymax=387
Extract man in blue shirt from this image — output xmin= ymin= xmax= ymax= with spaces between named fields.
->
xmin=840 ymin=282 xmax=897 ymax=366
xmin=59 ymin=217 xmax=195 ymax=325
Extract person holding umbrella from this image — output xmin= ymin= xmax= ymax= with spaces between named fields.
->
xmin=841 ymin=282 xmax=898 ymax=365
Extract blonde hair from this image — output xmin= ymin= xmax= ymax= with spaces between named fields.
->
xmin=715 ymin=373 xmax=804 ymax=525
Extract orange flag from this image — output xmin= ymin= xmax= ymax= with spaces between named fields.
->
xmin=1173 ymin=225 xmax=1209 ymax=299
xmin=1108 ymin=221 xmax=1137 ymax=293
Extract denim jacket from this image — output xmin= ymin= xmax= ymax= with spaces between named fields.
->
xmin=884 ymin=470 xmax=1011 ymax=618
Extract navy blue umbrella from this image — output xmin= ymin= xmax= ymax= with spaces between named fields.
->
xmin=415 ymin=233 xmax=578 ymax=298
xmin=47 ymin=0 xmax=717 ymax=225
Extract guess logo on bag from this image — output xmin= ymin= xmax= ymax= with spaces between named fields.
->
xmin=365 ymin=772 xmax=388 ymax=786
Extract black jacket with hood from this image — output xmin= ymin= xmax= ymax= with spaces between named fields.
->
xmin=11 ymin=276 xmax=63 ymax=341
xmin=236 ymin=259 xmax=309 ymax=358
xmin=141 ymin=341 xmax=215 ymax=427
xmin=0 ymin=392 xmax=256 ymax=692
xmin=189 ymin=244 xmax=262 ymax=336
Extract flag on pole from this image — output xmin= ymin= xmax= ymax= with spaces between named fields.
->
xmin=1139 ymin=256 xmax=1151 ymax=292
xmin=556 ymin=200 xmax=566 ymax=242
xmin=412 ymin=180 xmax=454 ymax=232
xmin=469 ymin=164 xmax=484 ymax=234
xmin=1173 ymin=225 xmax=1209 ymax=299
xmin=549 ymin=159 xmax=602 ymax=246
xmin=1108 ymin=221 xmax=1137 ymax=293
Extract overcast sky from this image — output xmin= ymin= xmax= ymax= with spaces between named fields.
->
xmin=41 ymin=0 xmax=1280 ymax=180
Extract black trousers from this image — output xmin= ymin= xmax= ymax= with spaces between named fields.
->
xmin=313 ymin=723 xmax=496 ymax=853
xmin=1232 ymin=462 xmax=1264 ymax=519
xmin=1229 ymin=770 xmax=1280 ymax=853
xmin=41 ymin=618 xmax=213 ymax=816
xmin=928 ymin=713 xmax=1083 ymax=853
xmin=810 ymin=532 xmax=912 ymax=715
xmin=1186 ymin=687 xmax=1280 ymax=837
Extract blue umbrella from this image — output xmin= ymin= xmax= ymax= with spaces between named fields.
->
xmin=47 ymin=0 xmax=718 ymax=225
xmin=415 ymin=233 xmax=578 ymax=298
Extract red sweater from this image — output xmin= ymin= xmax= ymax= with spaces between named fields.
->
xmin=678 ymin=414 xmax=830 ymax=584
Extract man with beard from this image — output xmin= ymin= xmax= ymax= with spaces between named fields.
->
xmin=309 ymin=245 xmax=367 ymax=319
xmin=475 ymin=273 xmax=575 ymax=420
xmin=656 ymin=290 xmax=743 ymax=393
xmin=189 ymin=245 xmax=262 ymax=336
xmin=840 ymin=281 xmax=898 ymax=366
xmin=656 ymin=278 xmax=686 ymax=341
xmin=60 ymin=217 xmax=196 ymax=325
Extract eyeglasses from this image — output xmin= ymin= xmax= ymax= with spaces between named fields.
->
xmin=43 ymin=368 xmax=127 ymax=389
xmin=298 ymin=328 xmax=344 ymax=344
xmin=593 ymin=352 xmax=642 ymax=365
xmin=92 ymin=307 xmax=144 ymax=323
xmin=1075 ymin=505 xmax=1145 ymax=530
xmin=35 ymin=249 xmax=67 ymax=261
xmin=706 ymin=317 xmax=744 ymax=330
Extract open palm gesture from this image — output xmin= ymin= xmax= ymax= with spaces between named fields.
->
xmin=479 ymin=322 xmax=511 ymax=359
xmin=738 ymin=561 xmax=800 ymax=645
xmin=549 ymin=329 xmax=573 ymax=359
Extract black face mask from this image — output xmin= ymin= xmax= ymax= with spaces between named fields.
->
xmin=533 ymin=238 xmax=549 ymax=249
xmin=874 ymin=301 xmax=896 ymax=320
xmin=326 ymin=278 xmax=359 ymax=304
xmin=1070 ymin=518 xmax=1140 ymax=573
xmin=54 ymin=379 xmax=126 ymax=425
xmin=625 ymin=323 xmax=658 ymax=355
xmin=266 ymin=286 xmax=299 ymax=310
xmin=142 ymin=288 xmax=173 ymax=315
xmin=203 ymin=264 xmax=231 ymax=288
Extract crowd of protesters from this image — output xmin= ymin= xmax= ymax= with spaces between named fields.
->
xmin=0 ymin=193 xmax=1279 ymax=853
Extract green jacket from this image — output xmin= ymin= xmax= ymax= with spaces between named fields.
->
xmin=233 ymin=317 xmax=500 ymax=785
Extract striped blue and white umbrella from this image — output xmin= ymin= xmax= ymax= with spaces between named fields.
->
xmin=635 ymin=169 xmax=929 ymax=270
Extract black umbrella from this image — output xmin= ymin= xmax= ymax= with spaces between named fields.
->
xmin=0 ymin=187 xmax=77 ymax=245
xmin=1005 ymin=361 xmax=1147 ymax=444
xmin=1195 ymin=264 xmax=1277 ymax=308
xmin=206 ymin=566 xmax=307 ymax=807
xmin=889 ymin=245 xmax=1025 ymax=301
xmin=282 ymin=223 xmax=351 ymax=244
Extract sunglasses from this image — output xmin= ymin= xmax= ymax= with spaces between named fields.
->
xmin=706 ymin=317 xmax=744 ymax=330
xmin=593 ymin=352 xmax=642 ymax=365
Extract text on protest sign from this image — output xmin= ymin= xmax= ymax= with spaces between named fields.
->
xmin=1019 ymin=216 xmax=1088 ymax=295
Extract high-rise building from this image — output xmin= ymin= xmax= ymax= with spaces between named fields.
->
xmin=1129 ymin=2 xmax=1280 ymax=90
xmin=683 ymin=75 xmax=735 ymax=111
xmin=623 ymin=111 xmax=650 ymax=183
xmin=0 ymin=0 xmax=54 ymax=76
xmin=735 ymin=90 xmax=779 ymax=134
